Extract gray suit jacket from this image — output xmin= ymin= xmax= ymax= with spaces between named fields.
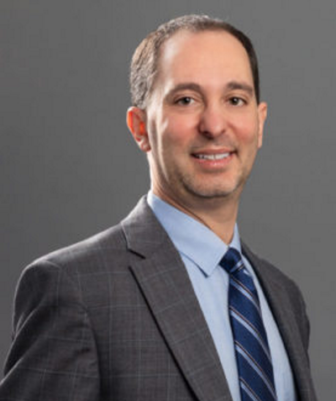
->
xmin=0 ymin=197 xmax=317 ymax=401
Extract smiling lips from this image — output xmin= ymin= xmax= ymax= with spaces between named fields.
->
xmin=191 ymin=149 xmax=235 ymax=170
xmin=193 ymin=152 xmax=230 ymax=160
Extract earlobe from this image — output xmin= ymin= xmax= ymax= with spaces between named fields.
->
xmin=126 ymin=107 xmax=151 ymax=152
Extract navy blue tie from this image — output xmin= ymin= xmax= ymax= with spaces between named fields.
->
xmin=220 ymin=248 xmax=277 ymax=401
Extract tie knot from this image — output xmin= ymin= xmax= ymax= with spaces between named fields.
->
xmin=219 ymin=247 xmax=243 ymax=274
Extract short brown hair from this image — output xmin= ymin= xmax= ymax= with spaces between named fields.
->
xmin=130 ymin=14 xmax=260 ymax=108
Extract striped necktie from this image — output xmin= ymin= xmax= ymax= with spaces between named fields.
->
xmin=220 ymin=248 xmax=277 ymax=401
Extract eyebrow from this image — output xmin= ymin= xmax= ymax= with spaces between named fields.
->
xmin=165 ymin=83 xmax=203 ymax=99
xmin=165 ymin=81 xmax=255 ymax=99
xmin=226 ymin=81 xmax=254 ymax=96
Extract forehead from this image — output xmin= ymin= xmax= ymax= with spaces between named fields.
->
xmin=155 ymin=30 xmax=253 ymax=90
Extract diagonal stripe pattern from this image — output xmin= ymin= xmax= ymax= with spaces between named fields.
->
xmin=220 ymin=248 xmax=277 ymax=401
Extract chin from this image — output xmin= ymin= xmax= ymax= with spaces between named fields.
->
xmin=182 ymin=177 xmax=243 ymax=200
xmin=184 ymin=184 xmax=241 ymax=200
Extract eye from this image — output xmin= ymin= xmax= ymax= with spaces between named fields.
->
xmin=176 ymin=96 xmax=194 ymax=105
xmin=229 ymin=97 xmax=246 ymax=106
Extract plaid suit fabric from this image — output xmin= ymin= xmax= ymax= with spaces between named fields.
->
xmin=0 ymin=197 xmax=317 ymax=401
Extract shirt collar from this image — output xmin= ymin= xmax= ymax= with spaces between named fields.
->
xmin=147 ymin=191 xmax=242 ymax=277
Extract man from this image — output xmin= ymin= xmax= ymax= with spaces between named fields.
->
xmin=0 ymin=15 xmax=317 ymax=401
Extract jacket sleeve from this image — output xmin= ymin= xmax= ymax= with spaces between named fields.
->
xmin=0 ymin=260 xmax=100 ymax=400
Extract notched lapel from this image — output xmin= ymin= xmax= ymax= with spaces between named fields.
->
xmin=243 ymin=245 xmax=317 ymax=401
xmin=122 ymin=197 xmax=233 ymax=401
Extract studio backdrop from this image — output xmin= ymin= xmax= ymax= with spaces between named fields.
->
xmin=1 ymin=1 xmax=335 ymax=399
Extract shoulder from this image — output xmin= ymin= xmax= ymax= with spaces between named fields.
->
xmin=242 ymin=241 xmax=311 ymax=346
xmin=38 ymin=223 xmax=126 ymax=268
xmin=242 ymin=241 xmax=303 ymax=295
xmin=14 ymin=196 xmax=161 ymax=315
xmin=15 ymin=195 xmax=166 ymax=306
xmin=242 ymin=241 xmax=309 ymax=324
xmin=21 ymin=223 xmax=128 ymax=283
xmin=22 ymin=195 xmax=163 ymax=281
xmin=13 ymin=223 xmax=129 ymax=321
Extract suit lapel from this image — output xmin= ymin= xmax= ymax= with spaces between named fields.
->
xmin=243 ymin=245 xmax=316 ymax=401
xmin=122 ymin=197 xmax=233 ymax=401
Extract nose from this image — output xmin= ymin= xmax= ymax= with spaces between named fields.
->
xmin=198 ymin=102 xmax=228 ymax=139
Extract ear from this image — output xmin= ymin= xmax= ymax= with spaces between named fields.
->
xmin=126 ymin=107 xmax=151 ymax=152
xmin=257 ymin=102 xmax=267 ymax=148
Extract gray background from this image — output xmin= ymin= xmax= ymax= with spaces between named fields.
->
xmin=1 ymin=0 xmax=335 ymax=399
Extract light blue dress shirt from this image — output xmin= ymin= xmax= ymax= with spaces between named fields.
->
xmin=147 ymin=192 xmax=297 ymax=401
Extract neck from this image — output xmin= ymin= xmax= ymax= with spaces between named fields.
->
xmin=153 ymin=189 xmax=240 ymax=244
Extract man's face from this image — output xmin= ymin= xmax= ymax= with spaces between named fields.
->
xmin=129 ymin=30 xmax=267 ymax=209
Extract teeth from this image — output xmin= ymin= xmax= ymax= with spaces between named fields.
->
xmin=195 ymin=153 xmax=230 ymax=160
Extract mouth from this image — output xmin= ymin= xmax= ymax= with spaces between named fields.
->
xmin=193 ymin=152 xmax=231 ymax=160
xmin=191 ymin=149 xmax=235 ymax=170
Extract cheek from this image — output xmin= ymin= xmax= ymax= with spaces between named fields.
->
xmin=232 ymin=116 xmax=260 ymax=145
xmin=162 ymin=116 xmax=196 ymax=148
